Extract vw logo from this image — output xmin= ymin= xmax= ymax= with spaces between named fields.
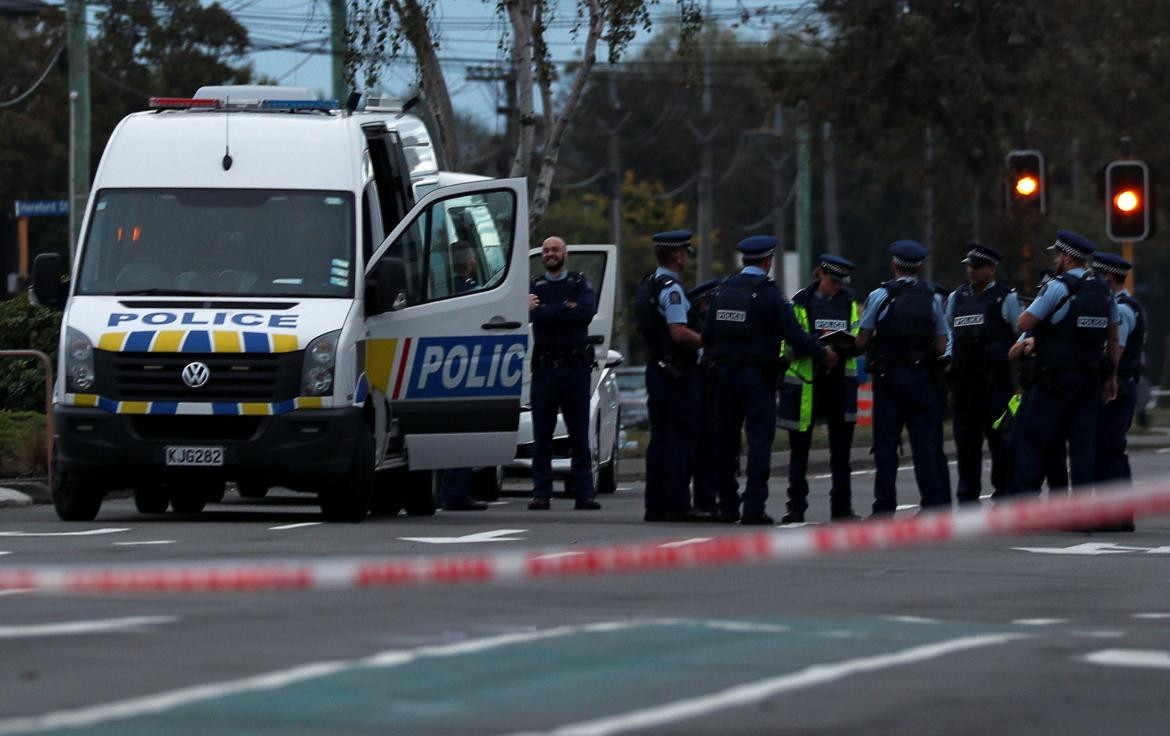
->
xmin=181 ymin=361 xmax=211 ymax=389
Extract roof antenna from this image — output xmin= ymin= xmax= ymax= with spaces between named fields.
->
xmin=222 ymin=96 xmax=233 ymax=171
xmin=346 ymin=91 xmax=361 ymax=114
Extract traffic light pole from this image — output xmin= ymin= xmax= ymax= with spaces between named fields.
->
xmin=1123 ymin=240 xmax=1134 ymax=293
xmin=66 ymin=0 xmax=91 ymax=259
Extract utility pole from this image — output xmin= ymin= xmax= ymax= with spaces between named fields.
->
xmin=330 ymin=0 xmax=347 ymax=101
xmin=696 ymin=0 xmax=715 ymax=281
xmin=467 ymin=65 xmax=517 ymax=178
xmin=821 ymin=121 xmax=841 ymax=255
xmin=66 ymin=0 xmax=91 ymax=259
xmin=794 ymin=117 xmax=812 ymax=280
xmin=923 ymin=125 xmax=935 ymax=283
xmin=763 ymin=104 xmax=785 ymax=287
xmin=601 ymin=73 xmax=631 ymax=356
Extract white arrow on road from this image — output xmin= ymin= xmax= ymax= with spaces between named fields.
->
xmin=397 ymin=529 xmax=527 ymax=545
xmin=659 ymin=538 xmax=713 ymax=549
xmin=0 ymin=528 xmax=129 ymax=537
xmin=1013 ymin=542 xmax=1169 ymax=555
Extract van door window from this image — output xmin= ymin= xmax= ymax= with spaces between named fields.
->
xmin=363 ymin=126 xmax=414 ymax=232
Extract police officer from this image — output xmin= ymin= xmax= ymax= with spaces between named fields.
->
xmin=528 ymin=235 xmax=602 ymax=511
xmin=688 ymin=278 xmax=723 ymax=516
xmin=633 ymin=230 xmax=707 ymax=522
xmin=1014 ymin=230 xmax=1120 ymax=495
xmin=856 ymin=241 xmax=950 ymax=515
xmin=1092 ymin=252 xmax=1142 ymax=531
xmin=944 ymin=243 xmax=1022 ymax=503
xmin=779 ymin=255 xmax=860 ymax=523
xmin=703 ymin=236 xmax=837 ymax=525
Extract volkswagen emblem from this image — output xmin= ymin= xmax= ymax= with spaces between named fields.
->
xmin=181 ymin=361 xmax=211 ymax=389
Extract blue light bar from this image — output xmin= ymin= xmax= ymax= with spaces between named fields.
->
xmin=261 ymin=99 xmax=338 ymax=110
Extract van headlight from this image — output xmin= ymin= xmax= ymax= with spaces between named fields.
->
xmin=301 ymin=330 xmax=340 ymax=396
xmin=65 ymin=327 xmax=95 ymax=392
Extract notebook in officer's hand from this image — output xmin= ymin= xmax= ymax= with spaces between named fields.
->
xmin=818 ymin=330 xmax=857 ymax=352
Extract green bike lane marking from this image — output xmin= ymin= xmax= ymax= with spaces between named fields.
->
xmin=2 ymin=617 xmax=1021 ymax=736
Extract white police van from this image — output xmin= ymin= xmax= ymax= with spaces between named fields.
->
xmin=32 ymin=86 xmax=529 ymax=522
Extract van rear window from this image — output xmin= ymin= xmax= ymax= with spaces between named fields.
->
xmin=76 ymin=189 xmax=355 ymax=298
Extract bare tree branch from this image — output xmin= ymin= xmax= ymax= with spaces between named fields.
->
xmin=507 ymin=0 xmax=536 ymax=178
xmin=388 ymin=0 xmax=461 ymax=168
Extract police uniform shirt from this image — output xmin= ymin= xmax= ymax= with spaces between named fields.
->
xmin=859 ymin=277 xmax=948 ymax=335
xmin=943 ymin=282 xmax=1023 ymax=357
xmin=655 ymin=266 xmax=691 ymax=325
xmin=1115 ymin=289 xmax=1137 ymax=349
xmin=1024 ymin=268 xmax=1120 ymax=327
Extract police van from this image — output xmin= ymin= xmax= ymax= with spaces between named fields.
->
xmin=31 ymin=86 xmax=529 ymax=522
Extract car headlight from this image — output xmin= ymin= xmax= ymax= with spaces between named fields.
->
xmin=65 ymin=327 xmax=95 ymax=392
xmin=301 ymin=330 xmax=340 ymax=396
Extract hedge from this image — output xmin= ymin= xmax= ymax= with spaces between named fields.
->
xmin=0 ymin=293 xmax=61 ymax=412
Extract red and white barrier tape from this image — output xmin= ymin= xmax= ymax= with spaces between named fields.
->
xmin=2 ymin=481 xmax=1168 ymax=595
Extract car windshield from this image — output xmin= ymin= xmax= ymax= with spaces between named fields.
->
xmin=615 ymin=370 xmax=645 ymax=392
xmin=76 ymin=188 xmax=356 ymax=298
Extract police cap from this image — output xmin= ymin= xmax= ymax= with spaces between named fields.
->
xmin=1093 ymin=251 xmax=1132 ymax=276
xmin=961 ymin=241 xmax=1002 ymax=266
xmin=889 ymin=239 xmax=927 ymax=268
xmin=1047 ymin=229 xmax=1096 ymax=260
xmin=688 ymin=278 xmax=721 ymax=302
xmin=737 ymin=235 xmax=777 ymax=259
xmin=818 ymin=254 xmax=855 ymax=281
xmin=653 ymin=230 xmax=695 ymax=255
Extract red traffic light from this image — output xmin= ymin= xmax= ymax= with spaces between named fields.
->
xmin=1105 ymin=160 xmax=1153 ymax=242
xmin=1005 ymin=150 xmax=1046 ymax=214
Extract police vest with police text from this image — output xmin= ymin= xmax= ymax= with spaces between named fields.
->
xmin=778 ymin=283 xmax=859 ymax=432
xmin=871 ymin=279 xmax=936 ymax=362
xmin=950 ymin=282 xmax=1014 ymax=369
xmin=1034 ymin=271 xmax=1113 ymax=368
xmin=708 ymin=273 xmax=779 ymax=359
xmin=1117 ymin=292 xmax=1146 ymax=380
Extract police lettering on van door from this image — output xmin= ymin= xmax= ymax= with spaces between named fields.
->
xmin=371 ymin=335 xmax=527 ymax=400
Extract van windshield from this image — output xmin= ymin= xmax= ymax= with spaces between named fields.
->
xmin=76 ymin=189 xmax=356 ymax=298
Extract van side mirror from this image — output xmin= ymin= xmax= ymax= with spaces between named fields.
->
xmin=366 ymin=258 xmax=408 ymax=315
xmin=605 ymin=349 xmax=624 ymax=368
xmin=31 ymin=253 xmax=65 ymax=308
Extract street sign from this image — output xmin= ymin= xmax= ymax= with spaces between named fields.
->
xmin=14 ymin=199 xmax=69 ymax=217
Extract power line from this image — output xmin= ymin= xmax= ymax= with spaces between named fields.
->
xmin=0 ymin=45 xmax=64 ymax=108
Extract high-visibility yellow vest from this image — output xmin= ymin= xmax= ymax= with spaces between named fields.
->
xmin=777 ymin=288 xmax=859 ymax=432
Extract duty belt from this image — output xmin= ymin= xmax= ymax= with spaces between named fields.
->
xmin=533 ymin=347 xmax=592 ymax=368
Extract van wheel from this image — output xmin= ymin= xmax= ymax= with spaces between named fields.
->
xmin=403 ymin=470 xmax=436 ymax=516
xmin=320 ymin=425 xmax=373 ymax=522
xmin=170 ymin=483 xmax=207 ymax=514
xmin=203 ymin=481 xmax=226 ymax=503
xmin=470 ymin=467 xmax=502 ymax=501
xmin=598 ymin=429 xmax=619 ymax=495
xmin=237 ymin=480 xmax=269 ymax=499
xmin=52 ymin=458 xmax=102 ymax=521
xmin=134 ymin=484 xmax=170 ymax=514
xmin=369 ymin=469 xmax=404 ymax=517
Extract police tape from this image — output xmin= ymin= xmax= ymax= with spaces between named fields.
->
xmin=2 ymin=481 xmax=1169 ymax=595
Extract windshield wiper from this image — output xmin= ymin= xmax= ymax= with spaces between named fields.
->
xmin=111 ymin=288 xmax=216 ymax=296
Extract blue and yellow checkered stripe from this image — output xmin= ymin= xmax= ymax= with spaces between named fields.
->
xmin=98 ymin=330 xmax=299 ymax=353
xmin=62 ymin=394 xmax=332 ymax=415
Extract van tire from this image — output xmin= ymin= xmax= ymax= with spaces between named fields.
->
xmin=204 ymin=481 xmax=226 ymax=503
xmin=403 ymin=470 xmax=436 ymax=516
xmin=52 ymin=459 xmax=102 ymax=522
xmin=470 ymin=467 xmax=502 ymax=501
xmin=237 ymin=480 xmax=269 ymax=499
xmin=369 ymin=469 xmax=404 ymax=517
xmin=134 ymin=484 xmax=170 ymax=514
xmin=170 ymin=483 xmax=207 ymax=514
xmin=320 ymin=425 xmax=373 ymax=523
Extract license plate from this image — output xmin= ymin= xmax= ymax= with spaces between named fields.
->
xmin=165 ymin=446 xmax=224 ymax=467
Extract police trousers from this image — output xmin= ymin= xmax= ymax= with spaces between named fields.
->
xmin=872 ymin=364 xmax=948 ymax=512
xmin=1095 ymin=377 xmax=1138 ymax=484
xmin=952 ymin=368 xmax=1013 ymax=501
xmin=644 ymin=363 xmax=698 ymax=517
xmin=531 ymin=361 xmax=594 ymax=501
xmin=713 ymin=363 xmax=777 ymax=517
xmin=1013 ymin=370 xmax=1102 ymax=495
xmin=786 ymin=379 xmax=854 ymax=516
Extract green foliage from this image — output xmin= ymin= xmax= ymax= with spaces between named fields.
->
xmin=0 ymin=293 xmax=61 ymax=413
xmin=0 ymin=410 xmax=48 ymax=477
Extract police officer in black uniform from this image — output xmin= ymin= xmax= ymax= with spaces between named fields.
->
xmin=528 ymin=236 xmax=602 ymax=511
xmin=1014 ymin=230 xmax=1120 ymax=495
xmin=856 ymin=241 xmax=950 ymax=515
xmin=688 ymin=278 xmax=723 ymax=516
xmin=633 ymin=230 xmax=707 ymax=522
xmin=1093 ymin=251 xmax=1142 ymax=531
xmin=944 ymin=243 xmax=1022 ymax=503
xmin=703 ymin=236 xmax=836 ymax=525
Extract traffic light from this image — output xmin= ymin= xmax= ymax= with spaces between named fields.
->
xmin=1005 ymin=149 xmax=1046 ymax=214
xmin=1105 ymin=160 xmax=1153 ymax=242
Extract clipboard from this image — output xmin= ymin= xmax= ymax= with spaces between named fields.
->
xmin=818 ymin=330 xmax=857 ymax=353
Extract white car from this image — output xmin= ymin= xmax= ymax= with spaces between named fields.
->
xmin=500 ymin=244 xmax=622 ymax=495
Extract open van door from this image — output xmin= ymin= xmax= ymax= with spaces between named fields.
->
xmin=364 ymin=178 xmax=528 ymax=469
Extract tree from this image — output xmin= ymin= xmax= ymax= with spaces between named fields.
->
xmin=345 ymin=0 xmax=700 ymax=230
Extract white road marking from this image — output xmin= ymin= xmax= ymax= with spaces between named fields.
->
xmin=700 ymin=621 xmax=789 ymax=634
xmin=0 ymin=619 xmax=664 ymax=734
xmin=0 ymin=551 xmax=10 ymax=556
xmin=0 ymin=589 xmax=31 ymax=597
xmin=882 ymin=615 xmax=939 ymax=625
xmin=113 ymin=541 xmax=175 ymax=546
xmin=0 ymin=529 xmax=129 ymax=537
xmin=1157 ymin=448 xmax=1170 ymax=454
xmin=268 ymin=522 xmax=322 ymax=531
xmin=1069 ymin=630 xmax=1125 ymax=639
xmin=849 ymin=469 xmax=876 ymax=476
xmin=1012 ymin=618 xmax=1068 ymax=626
xmin=615 ymin=486 xmax=633 ymax=492
xmin=1133 ymin=613 xmax=1170 ymax=620
xmin=812 ymin=473 xmax=832 ymax=480
xmin=1083 ymin=649 xmax=1170 ymax=670
xmin=895 ymin=504 xmax=919 ymax=511
xmin=486 ymin=501 xmax=510 ymax=506
xmin=659 ymin=538 xmax=713 ymax=549
xmin=530 ymin=552 xmax=585 ymax=561
xmin=0 ymin=616 xmax=178 ymax=640
xmin=398 ymin=529 xmax=528 ymax=544
xmin=777 ymin=522 xmax=822 ymax=528
xmin=1013 ymin=542 xmax=1144 ymax=555
xmin=504 ymin=634 xmax=1028 ymax=736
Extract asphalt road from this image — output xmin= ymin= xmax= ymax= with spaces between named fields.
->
xmin=0 ymin=451 xmax=1168 ymax=735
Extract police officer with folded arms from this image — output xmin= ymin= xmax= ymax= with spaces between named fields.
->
xmin=943 ymin=243 xmax=1022 ymax=504
xmin=1092 ymin=251 xmax=1142 ymax=531
xmin=856 ymin=241 xmax=950 ymax=515
xmin=779 ymin=255 xmax=860 ymax=524
xmin=633 ymin=230 xmax=708 ymax=522
xmin=704 ymin=236 xmax=837 ymax=525
xmin=1014 ymin=230 xmax=1119 ymax=496
xmin=528 ymin=236 xmax=602 ymax=511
